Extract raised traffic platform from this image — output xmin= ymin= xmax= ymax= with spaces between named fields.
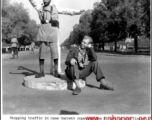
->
xmin=23 ymin=74 xmax=86 ymax=91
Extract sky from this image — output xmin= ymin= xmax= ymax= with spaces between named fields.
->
xmin=10 ymin=0 xmax=100 ymax=44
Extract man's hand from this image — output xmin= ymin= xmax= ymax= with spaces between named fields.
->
xmin=79 ymin=63 xmax=85 ymax=68
xmin=84 ymin=61 xmax=90 ymax=66
xmin=87 ymin=44 xmax=92 ymax=48
xmin=70 ymin=58 xmax=77 ymax=65
xmin=80 ymin=9 xmax=85 ymax=13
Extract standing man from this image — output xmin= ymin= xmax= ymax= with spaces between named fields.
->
xmin=65 ymin=35 xmax=114 ymax=95
xmin=29 ymin=0 xmax=84 ymax=78
xmin=11 ymin=36 xmax=19 ymax=59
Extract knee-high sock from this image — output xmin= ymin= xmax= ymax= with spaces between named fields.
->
xmin=39 ymin=59 xmax=44 ymax=73
xmin=54 ymin=59 xmax=58 ymax=71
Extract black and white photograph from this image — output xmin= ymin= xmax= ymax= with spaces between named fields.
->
xmin=1 ymin=0 xmax=151 ymax=118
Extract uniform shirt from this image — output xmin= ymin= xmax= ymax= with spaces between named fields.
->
xmin=38 ymin=4 xmax=83 ymax=23
xmin=29 ymin=0 xmax=81 ymax=20
xmin=39 ymin=5 xmax=58 ymax=22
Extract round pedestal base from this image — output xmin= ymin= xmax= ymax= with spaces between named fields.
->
xmin=23 ymin=74 xmax=86 ymax=91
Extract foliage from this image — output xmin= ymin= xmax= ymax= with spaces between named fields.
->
xmin=64 ymin=0 xmax=150 ymax=52
xmin=2 ymin=0 xmax=10 ymax=17
xmin=2 ymin=1 xmax=39 ymax=46
xmin=91 ymin=0 xmax=141 ymax=52
xmin=142 ymin=0 xmax=150 ymax=38
xmin=62 ymin=10 xmax=92 ymax=47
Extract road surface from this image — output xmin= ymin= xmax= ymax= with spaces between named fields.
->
xmin=2 ymin=49 xmax=151 ymax=115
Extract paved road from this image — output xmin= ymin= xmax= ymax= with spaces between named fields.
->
xmin=2 ymin=49 xmax=151 ymax=115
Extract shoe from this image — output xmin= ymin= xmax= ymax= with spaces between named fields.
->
xmin=35 ymin=73 xmax=45 ymax=78
xmin=100 ymin=83 xmax=114 ymax=91
xmin=72 ymin=87 xmax=81 ymax=95
xmin=54 ymin=70 xmax=61 ymax=78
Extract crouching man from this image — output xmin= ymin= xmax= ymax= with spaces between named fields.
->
xmin=65 ymin=35 xmax=114 ymax=95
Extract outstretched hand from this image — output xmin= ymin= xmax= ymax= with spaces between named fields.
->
xmin=80 ymin=9 xmax=85 ymax=13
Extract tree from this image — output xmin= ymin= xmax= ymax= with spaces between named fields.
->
xmin=2 ymin=2 xmax=39 ymax=46
xmin=2 ymin=0 xmax=10 ymax=17
xmin=2 ymin=17 xmax=12 ymax=43
xmin=90 ymin=1 xmax=107 ymax=49
xmin=123 ymin=0 xmax=145 ymax=52
xmin=18 ymin=33 xmax=33 ymax=46
xmin=90 ymin=0 xmax=147 ymax=52
xmin=25 ymin=20 xmax=39 ymax=41
xmin=2 ymin=2 xmax=30 ymax=42
xmin=7 ymin=3 xmax=30 ymax=38
xmin=90 ymin=0 xmax=128 ymax=52
xmin=66 ymin=10 xmax=92 ymax=46
xmin=142 ymin=0 xmax=150 ymax=38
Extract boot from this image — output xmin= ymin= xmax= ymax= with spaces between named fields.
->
xmin=35 ymin=59 xmax=45 ymax=78
xmin=35 ymin=72 xmax=45 ymax=78
xmin=54 ymin=67 xmax=60 ymax=78
xmin=72 ymin=87 xmax=81 ymax=95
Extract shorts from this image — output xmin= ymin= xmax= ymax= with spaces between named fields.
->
xmin=39 ymin=41 xmax=58 ymax=59
xmin=37 ymin=24 xmax=58 ymax=42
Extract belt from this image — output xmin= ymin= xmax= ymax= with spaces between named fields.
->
xmin=41 ymin=20 xmax=59 ymax=28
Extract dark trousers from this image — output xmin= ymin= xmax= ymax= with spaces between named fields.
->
xmin=12 ymin=47 xmax=18 ymax=55
xmin=65 ymin=61 xmax=105 ymax=82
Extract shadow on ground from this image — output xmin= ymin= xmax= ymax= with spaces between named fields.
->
xmin=9 ymin=66 xmax=38 ymax=77
xmin=59 ymin=110 xmax=79 ymax=115
xmin=86 ymin=84 xmax=99 ymax=89
xmin=45 ymin=73 xmax=69 ymax=81
xmin=9 ymin=66 xmax=76 ymax=91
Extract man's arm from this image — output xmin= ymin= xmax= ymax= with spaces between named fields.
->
xmin=29 ymin=0 xmax=42 ymax=11
xmin=58 ymin=8 xmax=84 ymax=15
xmin=87 ymin=47 xmax=97 ymax=61
xmin=37 ymin=10 xmax=43 ymax=21
xmin=29 ymin=0 xmax=43 ymax=21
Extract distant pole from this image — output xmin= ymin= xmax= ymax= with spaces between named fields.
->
xmin=52 ymin=0 xmax=62 ymax=73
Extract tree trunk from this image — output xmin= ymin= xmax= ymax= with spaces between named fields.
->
xmin=114 ymin=41 xmax=117 ymax=52
xmin=102 ymin=42 xmax=105 ymax=51
xmin=134 ymin=36 xmax=138 ymax=53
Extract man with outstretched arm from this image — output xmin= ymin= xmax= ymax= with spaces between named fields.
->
xmin=65 ymin=35 xmax=114 ymax=95
xmin=29 ymin=0 xmax=84 ymax=78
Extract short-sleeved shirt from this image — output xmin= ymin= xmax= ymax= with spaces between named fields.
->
xmin=39 ymin=5 xmax=59 ymax=22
